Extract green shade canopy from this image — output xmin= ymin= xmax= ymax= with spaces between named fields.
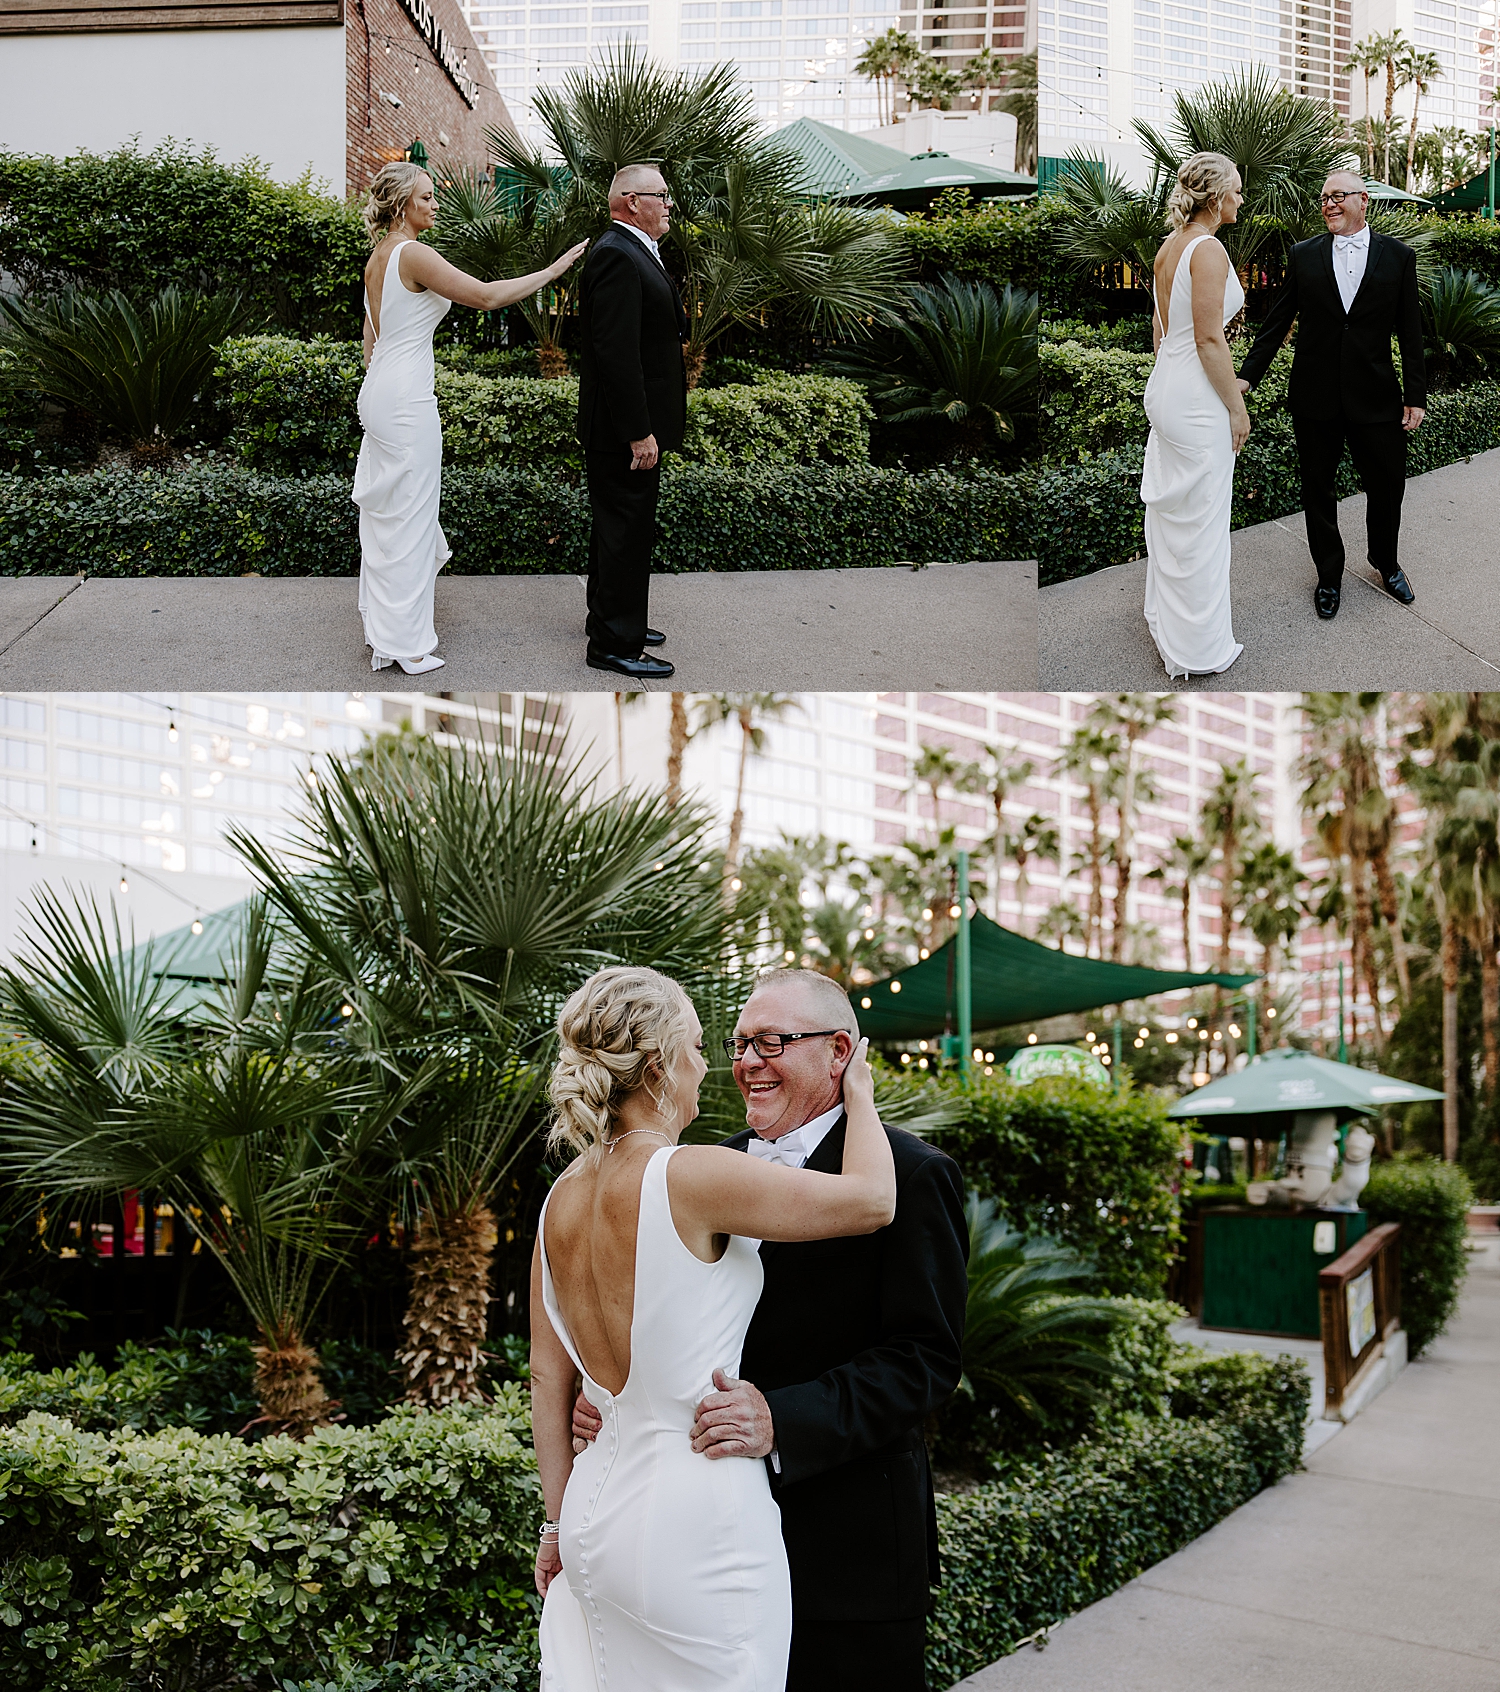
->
xmin=769 ymin=117 xmax=1035 ymax=209
xmin=853 ymin=912 xmax=1256 ymax=1040
xmin=116 ymin=897 xmax=264 ymax=1015
xmin=1362 ymin=177 xmax=1431 ymax=204
xmin=1428 ymin=165 xmax=1497 ymax=213
xmin=1167 ymin=1047 xmax=1445 ymax=1120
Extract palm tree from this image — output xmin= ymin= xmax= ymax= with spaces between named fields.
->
xmin=827 ymin=276 xmax=1039 ymax=452
xmin=963 ymin=47 xmax=1006 ymax=116
xmin=855 ymin=28 xmax=918 ymax=127
xmin=1056 ymin=724 xmax=1122 ymax=957
xmin=1199 ymin=760 xmax=1264 ymax=982
xmin=911 ymin=742 xmax=965 ymax=840
xmin=0 ymin=892 xmax=377 ymax=1432
xmin=1085 ymin=695 xmax=1178 ymax=962
xmin=1036 ymin=898 xmax=1088 ymax=953
xmin=1400 ymin=47 xmax=1445 ymax=190
xmin=1006 ymin=813 xmax=1060 ymax=937
xmin=991 ymin=50 xmax=1039 ymax=176
xmin=1235 ymin=842 xmax=1305 ymax=1047
xmin=906 ymin=54 xmax=964 ymax=112
xmin=694 ymin=695 xmax=803 ymax=886
xmin=1054 ymin=154 xmax=1166 ymax=297
xmin=230 ymin=729 xmax=731 ymax=1405
xmin=488 ymin=44 xmax=908 ymax=388
xmin=956 ymin=748 xmax=1035 ymax=920
xmin=666 ymin=694 xmax=692 ymax=808
xmin=1344 ymin=36 xmax=1389 ymax=175
xmin=1145 ymin=832 xmax=1214 ymax=972
xmin=1375 ymin=30 xmax=1414 ymax=184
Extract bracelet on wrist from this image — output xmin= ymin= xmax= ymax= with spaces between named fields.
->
xmin=539 ymin=1519 xmax=562 ymax=1539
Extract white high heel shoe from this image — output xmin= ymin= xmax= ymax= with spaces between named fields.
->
xmin=370 ymin=652 xmax=445 ymax=675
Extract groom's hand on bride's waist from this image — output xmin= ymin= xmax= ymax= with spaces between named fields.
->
xmin=571 ymin=1389 xmax=603 ymax=1452
xmin=691 ymin=1369 xmax=775 ymax=1461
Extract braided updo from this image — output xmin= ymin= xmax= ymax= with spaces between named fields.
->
xmin=548 ymin=966 xmax=697 ymax=1165
xmin=1167 ymin=151 xmax=1239 ymax=232
xmin=362 ymin=161 xmax=429 ymax=247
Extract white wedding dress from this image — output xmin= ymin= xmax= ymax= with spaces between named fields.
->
xmin=537 ymin=1145 xmax=791 ymax=1692
xmin=1140 ymin=231 xmax=1246 ymax=678
xmin=352 ymin=239 xmax=451 ymax=668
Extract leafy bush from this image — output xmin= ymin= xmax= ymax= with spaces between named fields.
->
xmin=682 ymin=372 xmax=872 ymax=466
xmin=1422 ymin=268 xmax=1500 ymax=388
xmin=1037 ymin=342 xmax=1155 ymax=457
xmin=1040 ymin=316 xmax=1153 ymax=351
xmin=213 ymin=334 xmax=365 ymax=472
xmin=0 ymin=1395 xmax=539 ymax=1690
xmin=935 ymin=1076 xmax=1185 ymax=1297
xmin=0 ymin=142 xmax=364 ymax=336
xmin=927 ymin=1348 xmax=1309 ymax=1684
xmin=1425 ymin=215 xmax=1500 ymax=287
xmin=900 ymin=195 xmax=1080 ymax=310
xmin=1364 ymin=1157 xmax=1475 ymax=1355
xmin=436 ymin=371 xmax=583 ymax=473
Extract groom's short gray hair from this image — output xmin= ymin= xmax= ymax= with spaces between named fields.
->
xmin=1324 ymin=168 xmax=1366 ymax=192
xmin=749 ymin=967 xmax=859 ymax=1036
xmin=609 ymin=163 xmax=666 ymax=198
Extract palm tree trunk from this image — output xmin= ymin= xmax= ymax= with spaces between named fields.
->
xmin=1087 ymin=793 xmax=1104 ymax=957
xmin=1111 ymin=848 xmax=1131 ymax=962
xmin=250 ymin=1329 xmax=335 ymax=1437
xmin=1349 ymin=852 xmax=1376 ymax=1047
xmin=723 ymin=711 xmax=752 ymax=889
xmin=1182 ymin=887 xmax=1193 ymax=972
xmin=1482 ymin=919 xmax=1499 ymax=1102
xmin=1015 ymin=853 xmax=1030 ymax=935
xmin=1442 ymin=913 xmax=1461 ymax=1161
xmin=536 ymin=339 xmax=569 ymax=380
xmin=397 ymin=1201 xmax=499 ymax=1407
xmin=1215 ymin=831 xmax=1237 ymax=976
xmin=666 ymin=694 xmax=689 ymax=808
xmin=1384 ymin=59 xmax=1397 ymax=182
xmin=1406 ymin=97 xmax=1421 ymax=189
xmin=1365 ymin=75 xmax=1376 ymax=174
xmin=1370 ymin=845 xmax=1411 ymax=1002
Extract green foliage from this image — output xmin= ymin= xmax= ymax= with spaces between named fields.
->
xmin=899 ymin=196 xmax=1079 ymax=310
xmin=0 ymin=1395 xmax=538 ymax=1690
xmin=0 ymin=142 xmax=364 ymax=336
xmin=1039 ymin=316 xmax=1153 ymax=351
xmin=0 ymin=287 xmax=249 ymax=455
xmin=437 ymin=371 xmax=583 ymax=473
xmin=1422 ymin=267 xmax=1500 ymax=388
xmin=927 ymin=1348 xmax=1308 ymax=1684
xmin=828 ymin=277 xmax=1039 ymax=446
xmin=1037 ymin=342 xmax=1155 ymax=457
xmin=213 ymin=334 xmax=365 ymax=472
xmin=281 ymin=1633 xmax=529 ymax=1692
xmin=1364 ymin=1157 xmax=1475 ymax=1355
xmin=1425 ymin=215 xmax=1500 ymax=287
xmin=935 ymin=1075 xmax=1185 ymax=1297
xmin=682 ymin=373 xmax=873 ymax=466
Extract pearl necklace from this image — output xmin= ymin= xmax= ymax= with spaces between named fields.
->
xmin=605 ymin=1128 xmax=674 ymax=1154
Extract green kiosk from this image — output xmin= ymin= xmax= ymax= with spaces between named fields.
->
xmin=1170 ymin=1050 xmax=1443 ymax=1338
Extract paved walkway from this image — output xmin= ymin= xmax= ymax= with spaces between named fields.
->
xmin=0 ymin=562 xmax=1036 ymax=691
xmin=1040 ymin=447 xmax=1500 ymax=691
xmin=955 ymin=1260 xmax=1500 ymax=1692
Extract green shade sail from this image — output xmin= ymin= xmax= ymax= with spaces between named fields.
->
xmin=769 ymin=117 xmax=1036 ymax=209
xmin=1362 ymin=177 xmax=1432 ymax=205
xmin=1167 ymin=1047 xmax=1445 ymax=1119
xmin=116 ymin=897 xmax=264 ymax=1015
xmin=853 ymin=912 xmax=1256 ymax=1040
xmin=1428 ymin=164 xmax=1496 ymax=213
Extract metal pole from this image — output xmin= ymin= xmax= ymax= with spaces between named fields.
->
xmin=1112 ymin=1015 xmax=1122 ymax=1085
xmin=956 ymin=851 xmax=972 ymax=1083
xmin=1489 ymin=118 xmax=1497 ymax=221
xmin=1337 ymin=959 xmax=1347 ymax=1063
xmin=1247 ymin=991 xmax=1257 ymax=1059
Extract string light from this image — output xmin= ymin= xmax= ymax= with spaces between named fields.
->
xmin=167 ymin=720 xmax=178 ymax=743
xmin=191 ymin=918 xmax=204 ymax=935
xmin=118 ymin=873 xmax=129 ymax=894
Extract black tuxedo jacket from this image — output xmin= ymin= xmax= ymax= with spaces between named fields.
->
xmin=721 ymin=1115 xmax=968 ymax=1623
xmin=1237 ymin=231 xmax=1426 ymax=424
xmin=575 ymin=222 xmax=688 ymax=454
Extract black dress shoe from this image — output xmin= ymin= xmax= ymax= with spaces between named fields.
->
xmin=643 ymin=628 xmax=666 ymax=647
xmin=1314 ymin=585 xmax=1340 ymax=620
xmin=1380 ymin=568 xmax=1415 ymax=605
xmin=586 ymin=650 xmax=675 ymax=679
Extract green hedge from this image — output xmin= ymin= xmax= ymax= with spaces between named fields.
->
xmin=0 ymin=1394 xmax=538 ymax=1690
xmin=208 ymin=338 xmax=871 ymax=478
xmin=899 ymin=197 xmax=1082 ymax=311
xmin=0 ymin=143 xmax=364 ymax=337
xmin=1364 ymin=1157 xmax=1475 ymax=1356
xmin=927 ymin=1348 xmax=1309 ymax=1684
xmin=935 ymin=1076 xmax=1185 ymax=1298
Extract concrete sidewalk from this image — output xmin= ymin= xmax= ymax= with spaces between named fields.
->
xmin=0 ymin=561 xmax=1037 ymax=691
xmin=1040 ymin=447 xmax=1500 ymax=691
xmin=955 ymin=1262 xmax=1500 ymax=1692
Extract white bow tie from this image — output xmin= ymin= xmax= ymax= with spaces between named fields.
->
xmin=747 ymin=1130 xmax=806 ymax=1167
xmin=1334 ymin=232 xmax=1367 ymax=250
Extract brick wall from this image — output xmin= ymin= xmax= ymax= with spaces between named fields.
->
xmin=345 ymin=0 xmax=513 ymax=199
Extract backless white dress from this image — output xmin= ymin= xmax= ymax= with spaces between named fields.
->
xmin=352 ymin=239 xmax=452 ymax=667
xmin=1140 ymin=230 xmax=1246 ymax=679
xmin=537 ymin=1145 xmax=792 ymax=1692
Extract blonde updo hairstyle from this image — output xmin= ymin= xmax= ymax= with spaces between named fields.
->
xmin=362 ymin=161 xmax=428 ymax=247
xmin=548 ymin=966 xmax=698 ymax=1166
xmin=1167 ymin=151 xmax=1239 ymax=232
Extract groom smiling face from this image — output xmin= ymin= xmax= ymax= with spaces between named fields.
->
xmin=731 ymin=976 xmax=857 ymax=1142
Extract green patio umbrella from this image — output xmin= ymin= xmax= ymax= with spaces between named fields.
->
xmin=1362 ymin=178 xmax=1432 ymax=205
xmin=770 ymin=117 xmax=1035 ymax=210
xmin=853 ymin=911 xmax=1255 ymax=1040
xmin=1167 ymin=1047 xmax=1444 ymax=1121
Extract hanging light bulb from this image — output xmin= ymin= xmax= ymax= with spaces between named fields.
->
xmin=191 ymin=918 xmax=204 ymax=935
xmin=167 ymin=719 xmax=178 ymax=743
xmin=118 ymin=874 xmax=129 ymax=894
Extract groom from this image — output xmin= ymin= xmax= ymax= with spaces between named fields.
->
xmin=575 ymin=163 xmax=688 ymax=680
xmin=1236 ymin=168 xmax=1426 ymax=621
xmin=574 ymin=968 xmax=968 ymax=1691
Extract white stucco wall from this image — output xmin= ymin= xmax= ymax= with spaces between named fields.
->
xmin=0 ymin=25 xmax=346 ymax=189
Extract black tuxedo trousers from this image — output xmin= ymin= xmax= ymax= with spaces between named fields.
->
xmin=1293 ymin=413 xmax=1408 ymax=589
xmin=584 ymin=447 xmax=659 ymax=658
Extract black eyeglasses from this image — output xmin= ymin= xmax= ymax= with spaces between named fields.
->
xmin=1319 ymin=191 xmax=1366 ymax=206
xmin=722 ymin=1030 xmax=844 ymax=1059
xmin=630 ymin=190 xmax=673 ymax=206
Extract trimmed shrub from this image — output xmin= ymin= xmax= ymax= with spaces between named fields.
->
xmin=682 ymin=373 xmax=872 ymax=466
xmin=934 ymin=1076 xmax=1185 ymax=1298
xmin=899 ymin=196 xmax=1082 ymax=312
xmin=0 ymin=143 xmax=364 ymax=337
xmin=927 ymin=1349 xmax=1309 ymax=1685
xmin=1364 ymin=1157 xmax=1475 ymax=1355
xmin=0 ymin=1395 xmax=539 ymax=1690
xmin=1038 ymin=343 xmax=1155 ymax=458
xmin=1426 ymin=216 xmax=1500 ymax=287
xmin=437 ymin=371 xmax=582 ymax=473
xmin=213 ymin=334 xmax=365 ymax=472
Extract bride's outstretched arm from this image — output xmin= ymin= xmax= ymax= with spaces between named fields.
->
xmin=398 ymin=238 xmax=590 ymax=312
xmin=529 ymin=1239 xmax=578 ymax=1594
xmin=668 ymin=1039 xmax=896 ymax=1244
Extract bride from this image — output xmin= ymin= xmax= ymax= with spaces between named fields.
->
xmin=530 ymin=965 xmax=894 ymax=1692
xmin=1141 ymin=151 xmax=1250 ymax=679
xmin=355 ymin=163 xmax=586 ymax=674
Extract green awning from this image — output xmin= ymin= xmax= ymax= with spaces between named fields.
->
xmin=116 ymin=896 xmax=261 ymax=1015
xmin=769 ymin=117 xmax=1036 ymax=209
xmin=1428 ymin=165 xmax=1497 ymax=213
xmin=1167 ymin=1047 xmax=1445 ymax=1119
xmin=853 ymin=912 xmax=1255 ymax=1040
xmin=1363 ymin=177 xmax=1431 ymax=204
